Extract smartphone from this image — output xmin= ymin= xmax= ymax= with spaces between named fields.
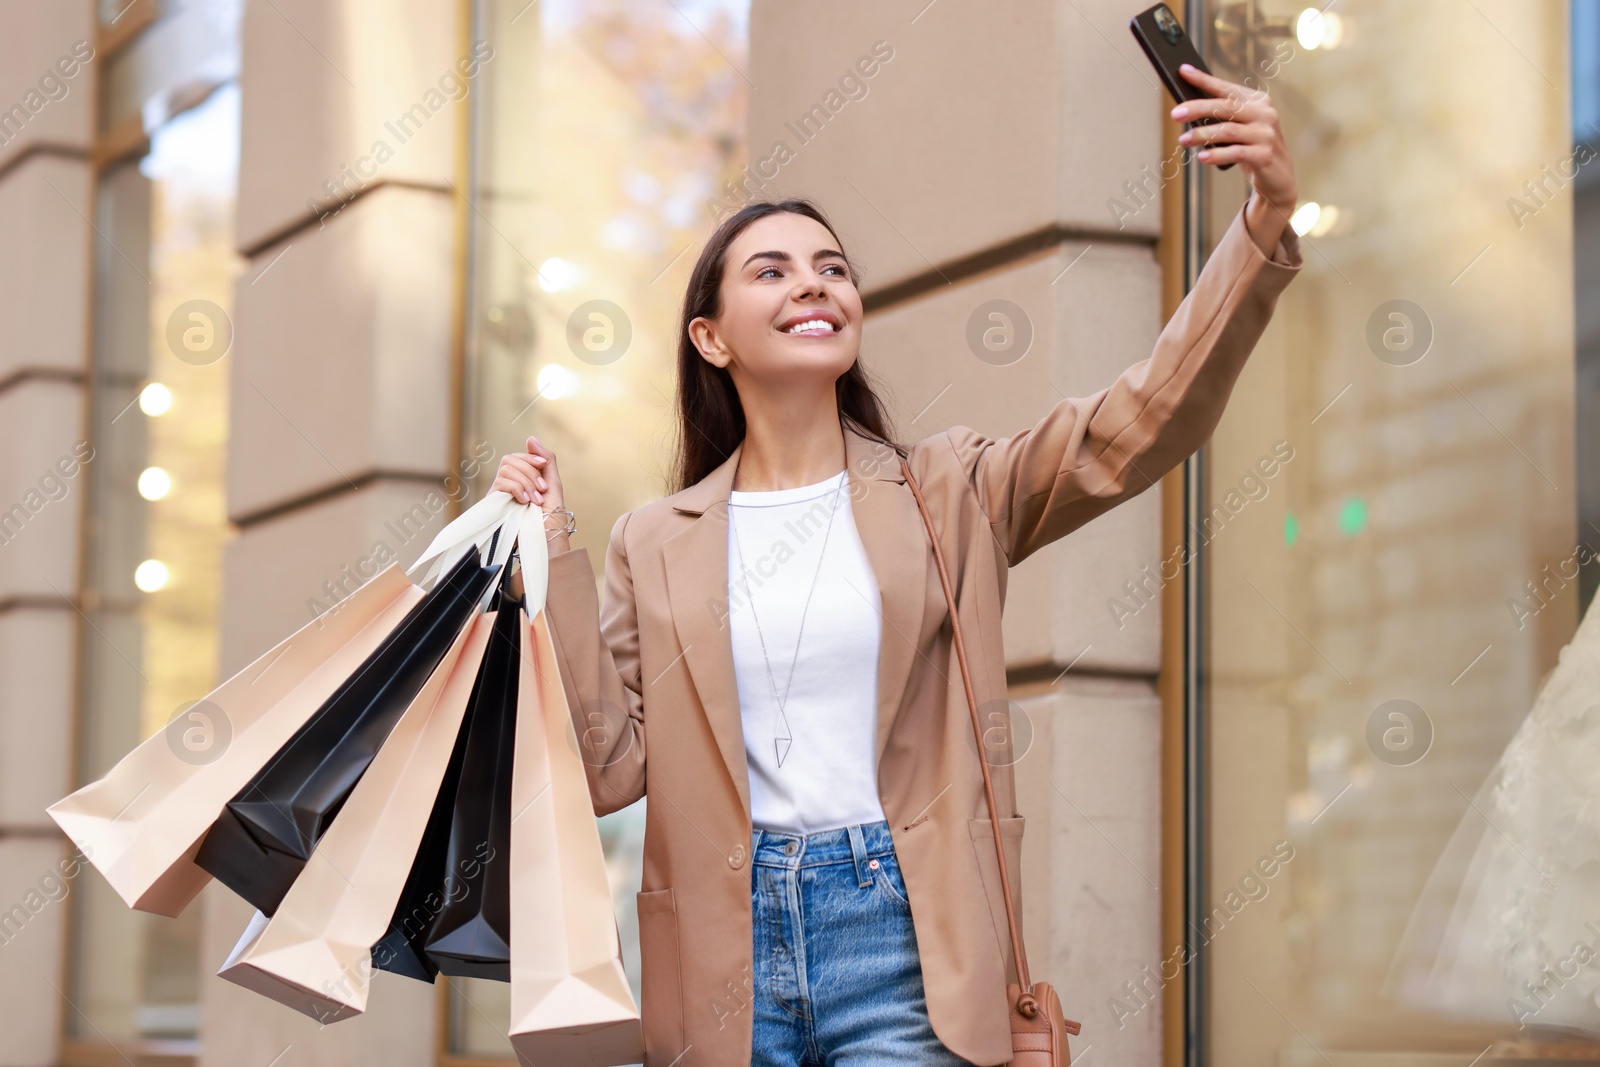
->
xmin=1129 ymin=3 xmax=1236 ymax=170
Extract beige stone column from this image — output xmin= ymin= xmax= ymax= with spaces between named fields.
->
xmin=746 ymin=3 xmax=1168 ymax=1061
xmin=0 ymin=3 xmax=95 ymax=1064
xmin=203 ymin=2 xmax=473 ymax=1064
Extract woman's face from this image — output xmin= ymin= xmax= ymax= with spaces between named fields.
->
xmin=690 ymin=211 xmax=863 ymax=388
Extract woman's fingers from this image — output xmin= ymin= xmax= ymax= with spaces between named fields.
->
xmin=1172 ymin=65 xmax=1270 ymax=125
xmin=493 ymin=476 xmax=538 ymax=504
xmin=503 ymin=453 xmax=542 ymax=476
xmin=1179 ymin=120 xmax=1264 ymax=147
xmin=514 ymin=441 xmax=556 ymax=477
xmin=1176 ymin=61 xmax=1250 ymax=103
xmin=517 ymin=438 xmax=562 ymax=495
xmin=1174 ymin=91 xmax=1268 ymax=126
xmin=494 ymin=456 xmax=540 ymax=503
xmin=503 ymin=455 xmax=550 ymax=490
xmin=1189 ymin=142 xmax=1267 ymax=167
xmin=494 ymin=472 xmax=538 ymax=501
xmin=1170 ymin=62 xmax=1294 ymax=207
xmin=495 ymin=442 xmax=561 ymax=506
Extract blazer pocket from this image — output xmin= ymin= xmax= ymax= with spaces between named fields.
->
xmin=636 ymin=887 xmax=686 ymax=1061
xmin=968 ymin=815 xmax=1026 ymax=968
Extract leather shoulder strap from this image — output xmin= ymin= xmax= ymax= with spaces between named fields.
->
xmin=899 ymin=456 xmax=1033 ymax=994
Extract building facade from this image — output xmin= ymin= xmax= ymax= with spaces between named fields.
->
xmin=0 ymin=1 xmax=1596 ymax=1066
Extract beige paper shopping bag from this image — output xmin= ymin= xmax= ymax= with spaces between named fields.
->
xmin=47 ymin=564 xmax=424 ymax=917
xmin=508 ymin=608 xmax=644 ymax=1066
xmin=217 ymin=609 xmax=496 ymax=1022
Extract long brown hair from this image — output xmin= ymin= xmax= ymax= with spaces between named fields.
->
xmin=671 ymin=197 xmax=903 ymax=493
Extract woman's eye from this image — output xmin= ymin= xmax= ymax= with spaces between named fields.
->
xmin=755 ymin=263 xmax=848 ymax=280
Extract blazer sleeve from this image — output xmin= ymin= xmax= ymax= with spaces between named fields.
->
xmin=945 ymin=193 xmax=1303 ymax=567
xmin=542 ymin=511 xmax=647 ymax=817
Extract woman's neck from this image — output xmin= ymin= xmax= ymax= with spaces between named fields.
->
xmin=733 ymin=393 xmax=847 ymax=492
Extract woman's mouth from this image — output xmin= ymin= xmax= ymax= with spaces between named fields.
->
xmin=777 ymin=311 xmax=842 ymax=337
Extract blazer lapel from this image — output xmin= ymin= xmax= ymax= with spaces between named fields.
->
xmin=840 ymin=428 xmax=929 ymax=774
xmin=661 ymin=424 xmax=929 ymax=824
xmin=661 ymin=441 xmax=749 ymax=818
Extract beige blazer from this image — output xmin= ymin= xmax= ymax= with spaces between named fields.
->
xmin=544 ymin=197 xmax=1302 ymax=1066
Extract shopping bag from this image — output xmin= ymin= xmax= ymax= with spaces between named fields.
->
xmin=421 ymin=567 xmax=523 ymax=980
xmin=195 ymin=547 xmax=498 ymax=915
xmin=46 ymin=562 xmax=426 ymax=917
xmin=215 ymin=607 xmax=496 ymax=1022
xmin=373 ymin=502 xmax=542 ymax=982
xmin=369 ymin=676 xmax=478 ymax=983
xmin=508 ymin=525 xmax=643 ymax=1062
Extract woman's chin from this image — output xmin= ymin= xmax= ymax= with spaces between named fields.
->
xmin=754 ymin=341 xmax=858 ymax=376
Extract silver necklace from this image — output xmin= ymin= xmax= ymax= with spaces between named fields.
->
xmin=728 ymin=467 xmax=847 ymax=768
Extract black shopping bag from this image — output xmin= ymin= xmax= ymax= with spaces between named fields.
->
xmin=373 ymin=561 xmax=522 ymax=982
xmin=195 ymin=546 xmax=500 ymax=915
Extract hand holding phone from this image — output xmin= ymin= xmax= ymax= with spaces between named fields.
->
xmin=1127 ymin=2 xmax=1301 ymax=250
xmin=1129 ymin=3 xmax=1238 ymax=170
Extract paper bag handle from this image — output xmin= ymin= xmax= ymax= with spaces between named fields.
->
xmin=407 ymin=490 xmax=550 ymax=616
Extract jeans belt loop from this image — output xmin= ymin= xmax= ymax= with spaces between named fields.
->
xmin=847 ymin=824 xmax=872 ymax=887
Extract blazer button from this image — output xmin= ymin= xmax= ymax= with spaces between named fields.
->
xmin=728 ymin=844 xmax=746 ymax=869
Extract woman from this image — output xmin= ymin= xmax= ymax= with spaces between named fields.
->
xmin=494 ymin=63 xmax=1300 ymax=1067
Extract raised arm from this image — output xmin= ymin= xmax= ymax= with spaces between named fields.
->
xmin=949 ymin=61 xmax=1302 ymax=566
xmin=948 ymin=190 xmax=1303 ymax=566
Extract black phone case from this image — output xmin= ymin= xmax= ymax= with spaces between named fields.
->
xmin=1129 ymin=3 xmax=1236 ymax=170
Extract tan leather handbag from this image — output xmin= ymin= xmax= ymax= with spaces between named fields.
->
xmin=902 ymin=456 xmax=1083 ymax=1066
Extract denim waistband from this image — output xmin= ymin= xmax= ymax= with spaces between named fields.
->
xmin=751 ymin=819 xmax=896 ymax=872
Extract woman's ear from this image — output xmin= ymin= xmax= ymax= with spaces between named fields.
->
xmin=689 ymin=316 xmax=732 ymax=369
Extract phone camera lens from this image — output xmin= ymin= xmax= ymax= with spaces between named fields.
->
xmin=1154 ymin=6 xmax=1184 ymax=45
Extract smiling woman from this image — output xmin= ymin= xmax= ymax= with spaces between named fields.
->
xmin=672 ymin=198 xmax=894 ymax=497
xmin=488 ymin=55 xmax=1302 ymax=1056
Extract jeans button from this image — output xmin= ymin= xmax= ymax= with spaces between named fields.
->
xmin=869 ymin=858 xmax=880 ymax=869
xmin=784 ymin=840 xmax=797 ymax=856
xmin=728 ymin=844 xmax=746 ymax=869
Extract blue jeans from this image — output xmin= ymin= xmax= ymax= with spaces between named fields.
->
xmin=749 ymin=819 xmax=977 ymax=1066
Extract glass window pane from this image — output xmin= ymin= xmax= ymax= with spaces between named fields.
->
xmin=99 ymin=0 xmax=137 ymax=26
xmin=98 ymin=0 xmax=243 ymax=134
xmin=72 ymin=80 xmax=241 ymax=1048
xmin=1574 ymin=0 xmax=1600 ymax=145
xmin=1577 ymin=0 xmax=1600 ymax=616
xmin=452 ymin=0 xmax=751 ymax=1055
xmin=1197 ymin=0 xmax=1581 ymax=1059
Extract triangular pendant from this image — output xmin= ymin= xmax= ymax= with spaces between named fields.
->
xmin=774 ymin=709 xmax=793 ymax=766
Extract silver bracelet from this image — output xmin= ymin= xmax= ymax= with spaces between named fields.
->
xmin=542 ymin=506 xmax=576 ymax=541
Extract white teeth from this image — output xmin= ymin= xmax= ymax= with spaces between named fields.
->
xmin=785 ymin=319 xmax=835 ymax=335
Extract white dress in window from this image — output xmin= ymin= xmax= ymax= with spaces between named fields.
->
xmin=1386 ymin=590 xmax=1600 ymax=1035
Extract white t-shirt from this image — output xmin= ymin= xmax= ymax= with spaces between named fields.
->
xmin=726 ymin=469 xmax=887 ymax=834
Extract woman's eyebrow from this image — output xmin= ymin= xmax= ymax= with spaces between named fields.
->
xmin=740 ymin=248 xmax=847 ymax=270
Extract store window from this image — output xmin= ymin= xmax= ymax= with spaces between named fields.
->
xmin=1190 ymin=0 xmax=1586 ymax=1060
xmin=70 ymin=1 xmax=242 ymax=1056
xmin=450 ymin=0 xmax=751 ymax=1057
xmin=1575 ymin=0 xmax=1600 ymax=613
